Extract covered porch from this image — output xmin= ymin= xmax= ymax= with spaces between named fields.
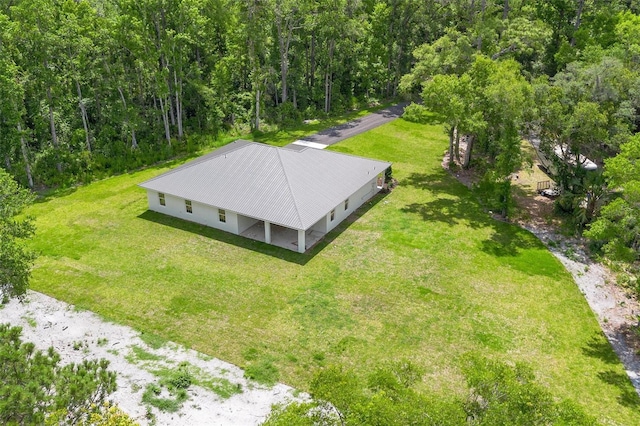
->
xmin=240 ymin=221 xmax=325 ymax=253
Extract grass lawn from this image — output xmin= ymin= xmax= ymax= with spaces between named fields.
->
xmin=25 ymin=119 xmax=639 ymax=423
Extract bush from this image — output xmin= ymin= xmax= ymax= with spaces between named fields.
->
xmin=402 ymin=103 xmax=434 ymax=124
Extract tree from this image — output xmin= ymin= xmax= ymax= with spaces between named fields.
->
xmin=405 ymin=54 xmax=531 ymax=216
xmin=470 ymin=56 xmax=533 ymax=216
xmin=264 ymin=361 xmax=464 ymax=425
xmin=585 ymin=133 xmax=640 ymax=262
xmin=264 ymin=356 xmax=596 ymax=425
xmin=419 ymin=73 xmax=482 ymax=166
xmin=0 ymin=168 xmax=35 ymax=300
xmin=0 ymin=323 xmax=118 ymax=424
xmin=462 ymin=354 xmax=598 ymax=425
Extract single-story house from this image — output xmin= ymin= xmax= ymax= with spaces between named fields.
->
xmin=139 ymin=140 xmax=391 ymax=253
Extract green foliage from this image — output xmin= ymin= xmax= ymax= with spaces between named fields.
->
xmin=266 ymin=357 xmax=598 ymax=426
xmin=0 ymin=169 xmax=36 ymax=300
xmin=141 ymin=363 xmax=193 ymax=413
xmin=78 ymin=403 xmax=139 ymax=426
xmin=585 ymin=134 xmax=640 ymax=262
xmin=410 ymin=54 xmax=532 ymax=216
xmin=462 ymin=354 xmax=598 ymax=425
xmin=162 ymin=362 xmax=193 ymax=390
xmin=401 ymin=102 xmax=435 ymax=124
xmin=0 ymin=323 xmax=117 ymax=424
xmin=153 ymin=362 xmax=242 ymax=399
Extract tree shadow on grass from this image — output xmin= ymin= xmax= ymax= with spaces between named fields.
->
xmin=582 ymin=334 xmax=622 ymax=365
xmin=582 ymin=333 xmax=640 ymax=408
xmin=400 ymin=172 xmax=492 ymax=230
xmin=402 ymin=171 xmax=562 ymax=277
xmin=137 ymin=192 xmax=387 ymax=266
xmin=479 ymin=228 xmax=541 ymax=257
xmin=598 ymin=370 xmax=640 ymax=408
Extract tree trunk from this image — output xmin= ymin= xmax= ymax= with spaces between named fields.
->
xmin=17 ymin=123 xmax=34 ymax=188
xmin=448 ymin=126 xmax=455 ymax=166
xmin=255 ymin=88 xmax=261 ymax=131
xmin=117 ymin=87 xmax=138 ymax=149
xmin=76 ymin=80 xmax=92 ymax=153
xmin=310 ymin=30 xmax=316 ymax=90
xmin=463 ymin=134 xmax=474 ymax=169
xmin=325 ymin=39 xmax=335 ymax=114
xmin=502 ymin=0 xmax=509 ymax=20
xmin=570 ymin=0 xmax=585 ymax=47
xmin=159 ymin=96 xmax=171 ymax=146
xmin=174 ymin=69 xmax=183 ymax=139
xmin=454 ymin=128 xmax=461 ymax=163
xmin=131 ymin=129 xmax=138 ymax=149
xmin=477 ymin=0 xmax=487 ymax=51
xmin=278 ymin=30 xmax=289 ymax=103
xmin=386 ymin=1 xmax=396 ymax=97
xmin=164 ymin=57 xmax=176 ymax=126
xmin=45 ymin=85 xmax=62 ymax=173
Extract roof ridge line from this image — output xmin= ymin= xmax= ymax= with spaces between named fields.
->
xmin=275 ymin=148 xmax=304 ymax=229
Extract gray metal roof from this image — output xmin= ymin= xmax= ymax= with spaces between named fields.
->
xmin=139 ymin=140 xmax=391 ymax=230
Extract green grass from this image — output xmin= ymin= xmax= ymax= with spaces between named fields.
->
xmin=142 ymin=383 xmax=188 ymax=413
xmin=250 ymin=102 xmax=399 ymax=146
xmin=126 ymin=345 xmax=164 ymax=363
xmin=152 ymin=363 xmax=243 ymax=399
xmin=25 ymin=119 xmax=639 ymax=423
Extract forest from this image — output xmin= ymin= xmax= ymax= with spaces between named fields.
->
xmin=0 ymin=1 xmax=639 ymax=267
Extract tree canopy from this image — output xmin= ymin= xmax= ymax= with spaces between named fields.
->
xmin=0 ymin=323 xmax=119 ymax=424
xmin=0 ymin=168 xmax=35 ymax=300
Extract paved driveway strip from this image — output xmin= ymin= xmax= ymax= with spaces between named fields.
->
xmin=288 ymin=102 xmax=407 ymax=149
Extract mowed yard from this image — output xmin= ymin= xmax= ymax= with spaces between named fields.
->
xmin=26 ymin=119 xmax=639 ymax=423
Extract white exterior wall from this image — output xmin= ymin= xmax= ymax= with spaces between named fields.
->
xmin=146 ymin=190 xmax=240 ymax=234
xmin=324 ymin=174 xmax=383 ymax=233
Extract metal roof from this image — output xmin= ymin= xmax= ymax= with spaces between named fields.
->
xmin=139 ymin=140 xmax=391 ymax=230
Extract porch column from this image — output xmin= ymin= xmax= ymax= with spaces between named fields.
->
xmin=297 ymin=229 xmax=305 ymax=253
xmin=265 ymin=221 xmax=271 ymax=244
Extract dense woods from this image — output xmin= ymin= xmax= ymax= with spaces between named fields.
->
xmin=0 ymin=1 xmax=639 ymax=264
xmin=0 ymin=0 xmax=444 ymax=187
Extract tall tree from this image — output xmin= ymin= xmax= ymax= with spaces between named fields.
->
xmin=0 ymin=168 xmax=35 ymax=300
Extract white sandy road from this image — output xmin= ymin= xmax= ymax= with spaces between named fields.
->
xmin=523 ymin=226 xmax=640 ymax=396
xmin=0 ymin=291 xmax=304 ymax=425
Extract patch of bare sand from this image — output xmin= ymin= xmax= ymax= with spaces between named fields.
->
xmin=0 ymin=291 xmax=305 ymax=425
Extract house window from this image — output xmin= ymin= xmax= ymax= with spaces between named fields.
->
xmin=159 ymin=193 xmax=166 ymax=206
xmin=344 ymin=198 xmax=349 ymax=210
xmin=185 ymin=200 xmax=193 ymax=214
xmin=330 ymin=209 xmax=335 ymax=221
xmin=218 ymin=209 xmax=226 ymax=223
